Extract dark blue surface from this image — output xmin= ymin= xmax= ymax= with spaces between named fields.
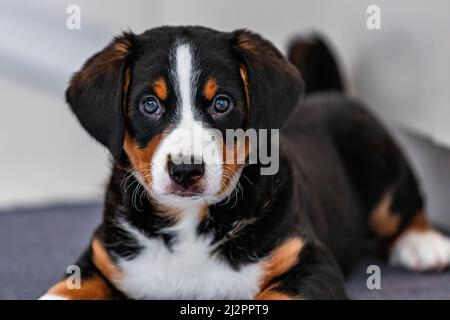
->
xmin=0 ymin=202 xmax=102 ymax=299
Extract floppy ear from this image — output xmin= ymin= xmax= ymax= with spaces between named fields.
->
xmin=66 ymin=32 xmax=135 ymax=158
xmin=232 ymin=30 xmax=304 ymax=129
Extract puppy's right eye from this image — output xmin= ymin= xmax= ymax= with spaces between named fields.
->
xmin=141 ymin=96 xmax=162 ymax=115
xmin=212 ymin=95 xmax=233 ymax=114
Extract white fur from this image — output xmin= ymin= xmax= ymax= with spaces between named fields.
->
xmin=39 ymin=294 xmax=67 ymax=300
xmin=150 ymin=42 xmax=226 ymax=206
xmin=114 ymin=203 xmax=263 ymax=299
xmin=390 ymin=230 xmax=450 ymax=271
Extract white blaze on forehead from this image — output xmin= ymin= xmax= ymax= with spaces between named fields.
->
xmin=149 ymin=41 xmax=224 ymax=204
xmin=172 ymin=43 xmax=203 ymax=159
xmin=174 ymin=43 xmax=197 ymax=127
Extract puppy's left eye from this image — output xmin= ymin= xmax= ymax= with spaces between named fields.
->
xmin=141 ymin=96 xmax=162 ymax=115
xmin=212 ymin=95 xmax=232 ymax=114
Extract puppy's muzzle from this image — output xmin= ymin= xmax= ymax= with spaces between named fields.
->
xmin=168 ymin=156 xmax=205 ymax=196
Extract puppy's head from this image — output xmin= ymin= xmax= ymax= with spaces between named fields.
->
xmin=67 ymin=27 xmax=303 ymax=206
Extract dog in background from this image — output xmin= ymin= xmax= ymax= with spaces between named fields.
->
xmin=40 ymin=26 xmax=450 ymax=300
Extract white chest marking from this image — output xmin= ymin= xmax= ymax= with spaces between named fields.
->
xmin=115 ymin=205 xmax=263 ymax=299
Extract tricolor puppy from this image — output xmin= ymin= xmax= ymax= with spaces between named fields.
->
xmin=41 ymin=27 xmax=450 ymax=300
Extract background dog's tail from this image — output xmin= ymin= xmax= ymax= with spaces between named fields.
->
xmin=287 ymin=34 xmax=345 ymax=95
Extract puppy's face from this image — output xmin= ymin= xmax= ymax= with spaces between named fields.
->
xmin=66 ymin=27 xmax=303 ymax=206
xmin=124 ymin=32 xmax=247 ymax=205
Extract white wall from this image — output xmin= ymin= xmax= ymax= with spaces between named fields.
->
xmin=0 ymin=75 xmax=109 ymax=205
xmin=0 ymin=0 xmax=154 ymax=206
xmin=1 ymin=0 xmax=449 ymax=207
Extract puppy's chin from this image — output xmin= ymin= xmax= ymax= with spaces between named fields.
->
xmin=168 ymin=182 xmax=205 ymax=197
xmin=149 ymin=188 xmax=210 ymax=206
xmin=163 ymin=190 xmax=207 ymax=203
xmin=148 ymin=168 xmax=243 ymax=208
xmin=150 ymin=188 xmax=228 ymax=208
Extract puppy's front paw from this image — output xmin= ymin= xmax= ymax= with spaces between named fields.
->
xmin=389 ymin=230 xmax=450 ymax=272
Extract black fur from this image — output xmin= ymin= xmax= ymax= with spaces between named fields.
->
xmin=288 ymin=34 xmax=345 ymax=94
xmin=66 ymin=33 xmax=136 ymax=158
xmin=53 ymin=27 xmax=426 ymax=300
xmin=232 ymin=30 xmax=305 ymax=129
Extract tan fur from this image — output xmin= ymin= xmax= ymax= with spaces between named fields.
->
xmin=203 ymin=78 xmax=219 ymax=100
xmin=69 ymin=36 xmax=132 ymax=93
xmin=123 ymin=133 xmax=163 ymax=187
xmin=239 ymin=65 xmax=250 ymax=125
xmin=370 ymin=192 xmax=401 ymax=237
xmin=260 ymin=237 xmax=304 ymax=290
xmin=91 ymin=239 xmax=122 ymax=281
xmin=153 ymin=77 xmax=168 ymax=100
xmin=236 ymin=32 xmax=298 ymax=76
xmin=407 ymin=210 xmax=430 ymax=232
xmin=219 ymin=137 xmax=250 ymax=196
xmin=256 ymin=283 xmax=301 ymax=300
xmin=47 ymin=277 xmax=112 ymax=300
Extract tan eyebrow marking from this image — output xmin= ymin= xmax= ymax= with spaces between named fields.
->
xmin=153 ymin=77 xmax=168 ymax=100
xmin=239 ymin=65 xmax=250 ymax=126
xmin=203 ymin=78 xmax=219 ymax=100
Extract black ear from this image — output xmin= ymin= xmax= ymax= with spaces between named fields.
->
xmin=66 ymin=32 xmax=135 ymax=158
xmin=232 ymin=30 xmax=304 ymax=129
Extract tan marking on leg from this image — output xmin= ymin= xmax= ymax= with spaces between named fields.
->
xmin=256 ymin=283 xmax=301 ymax=300
xmin=203 ymin=78 xmax=218 ymax=100
xmin=46 ymin=276 xmax=112 ymax=300
xmin=256 ymin=290 xmax=297 ymax=300
xmin=260 ymin=237 xmax=304 ymax=290
xmin=153 ymin=77 xmax=168 ymax=100
xmin=91 ymin=239 xmax=122 ymax=281
xmin=370 ymin=192 xmax=401 ymax=237
xmin=407 ymin=210 xmax=430 ymax=232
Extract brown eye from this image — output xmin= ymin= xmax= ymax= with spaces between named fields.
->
xmin=212 ymin=95 xmax=232 ymax=113
xmin=141 ymin=96 xmax=161 ymax=115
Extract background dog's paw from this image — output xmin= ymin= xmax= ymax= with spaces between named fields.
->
xmin=389 ymin=230 xmax=450 ymax=272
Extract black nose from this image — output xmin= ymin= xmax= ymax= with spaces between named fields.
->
xmin=168 ymin=157 xmax=205 ymax=189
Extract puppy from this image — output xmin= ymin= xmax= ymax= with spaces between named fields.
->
xmin=41 ymin=27 xmax=450 ymax=300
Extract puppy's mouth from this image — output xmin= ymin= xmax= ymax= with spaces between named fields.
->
xmin=168 ymin=183 xmax=205 ymax=198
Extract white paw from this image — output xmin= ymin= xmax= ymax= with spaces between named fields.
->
xmin=389 ymin=230 xmax=450 ymax=272
xmin=38 ymin=294 xmax=68 ymax=300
